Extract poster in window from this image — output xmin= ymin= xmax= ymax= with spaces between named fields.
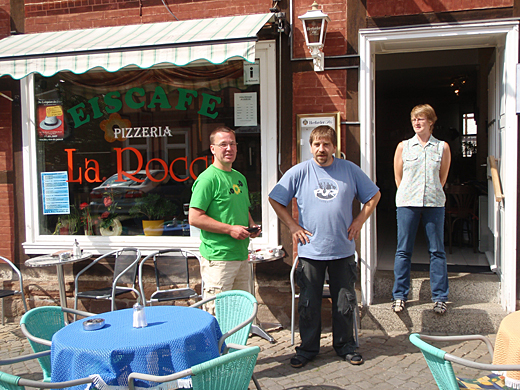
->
xmin=297 ymin=112 xmax=341 ymax=163
xmin=234 ymin=93 xmax=258 ymax=127
xmin=37 ymin=100 xmax=65 ymax=141
xmin=41 ymin=171 xmax=70 ymax=215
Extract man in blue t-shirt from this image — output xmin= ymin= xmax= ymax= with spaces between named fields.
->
xmin=269 ymin=125 xmax=380 ymax=368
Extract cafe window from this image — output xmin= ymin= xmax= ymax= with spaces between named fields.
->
xmin=32 ymin=61 xmax=265 ymax=240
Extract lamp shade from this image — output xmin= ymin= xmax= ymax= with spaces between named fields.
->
xmin=298 ymin=1 xmax=330 ymax=47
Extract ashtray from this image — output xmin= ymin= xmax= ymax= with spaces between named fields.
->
xmin=83 ymin=318 xmax=105 ymax=331
xmin=59 ymin=252 xmax=71 ymax=261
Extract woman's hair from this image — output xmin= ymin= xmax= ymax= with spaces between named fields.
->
xmin=309 ymin=125 xmax=337 ymax=147
xmin=411 ymin=104 xmax=437 ymax=129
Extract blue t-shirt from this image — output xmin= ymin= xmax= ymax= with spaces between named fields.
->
xmin=268 ymin=158 xmax=379 ymax=260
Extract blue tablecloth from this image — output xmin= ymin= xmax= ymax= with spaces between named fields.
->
xmin=51 ymin=306 xmax=223 ymax=390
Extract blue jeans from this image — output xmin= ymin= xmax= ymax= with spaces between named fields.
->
xmin=393 ymin=207 xmax=449 ymax=302
xmin=296 ymin=255 xmax=358 ymax=359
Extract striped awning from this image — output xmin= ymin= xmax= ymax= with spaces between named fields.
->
xmin=0 ymin=13 xmax=274 ymax=80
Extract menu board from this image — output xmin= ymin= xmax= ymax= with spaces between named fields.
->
xmin=41 ymin=171 xmax=70 ymax=215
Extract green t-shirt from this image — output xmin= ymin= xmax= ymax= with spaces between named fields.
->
xmin=190 ymin=164 xmax=251 ymax=261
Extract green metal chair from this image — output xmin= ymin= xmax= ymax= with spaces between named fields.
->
xmin=0 ymin=351 xmax=96 ymax=390
xmin=19 ymin=306 xmax=94 ymax=382
xmin=409 ymin=333 xmax=520 ymax=390
xmin=190 ymin=290 xmax=258 ymax=352
xmin=128 ymin=345 xmax=260 ymax=390
xmin=191 ymin=290 xmax=261 ymax=389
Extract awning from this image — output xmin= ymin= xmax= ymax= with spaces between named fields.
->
xmin=0 ymin=13 xmax=274 ymax=80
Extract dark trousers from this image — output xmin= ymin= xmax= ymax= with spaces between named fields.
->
xmin=295 ymin=255 xmax=358 ymax=359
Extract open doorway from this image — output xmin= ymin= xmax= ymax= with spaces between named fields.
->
xmin=374 ymin=48 xmax=491 ymax=271
xmin=359 ymin=21 xmax=518 ymax=311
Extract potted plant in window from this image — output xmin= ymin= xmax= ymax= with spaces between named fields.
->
xmin=129 ymin=193 xmax=177 ymax=236
xmin=53 ymin=206 xmax=81 ymax=235
xmin=98 ymin=192 xmax=123 ymax=236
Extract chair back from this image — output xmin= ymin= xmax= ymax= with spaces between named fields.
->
xmin=214 ymin=290 xmax=257 ymax=347
xmin=445 ymin=184 xmax=477 ymax=219
xmin=19 ymin=306 xmax=65 ymax=381
xmin=139 ymin=249 xmax=200 ymax=305
xmin=409 ymin=333 xmax=460 ymax=390
xmin=113 ymin=248 xmax=140 ymax=285
xmin=0 ymin=256 xmax=28 ymax=321
xmin=154 ymin=249 xmax=190 ymax=289
xmin=190 ymin=346 xmax=260 ymax=390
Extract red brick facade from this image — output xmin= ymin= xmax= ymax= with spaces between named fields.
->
xmin=0 ymin=92 xmax=14 ymax=260
xmin=0 ymin=0 xmax=10 ymax=38
xmin=24 ymin=0 xmax=272 ymax=32
xmin=367 ymin=0 xmax=513 ymax=17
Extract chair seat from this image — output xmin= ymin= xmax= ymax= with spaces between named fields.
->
xmin=151 ymin=288 xmax=197 ymax=302
xmin=0 ymin=289 xmax=16 ymax=299
xmin=457 ymin=373 xmax=507 ymax=389
xmin=77 ymin=286 xmax=134 ymax=299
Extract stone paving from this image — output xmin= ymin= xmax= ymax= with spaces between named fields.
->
xmin=0 ymin=321 xmax=496 ymax=389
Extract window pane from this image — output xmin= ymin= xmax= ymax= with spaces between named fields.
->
xmin=34 ymin=62 xmax=262 ymax=237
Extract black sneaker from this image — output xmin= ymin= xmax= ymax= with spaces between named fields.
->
xmin=290 ymin=354 xmax=309 ymax=368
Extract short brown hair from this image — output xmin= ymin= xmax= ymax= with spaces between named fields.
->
xmin=411 ymin=104 xmax=437 ymax=127
xmin=210 ymin=126 xmax=235 ymax=144
xmin=309 ymin=125 xmax=337 ymax=147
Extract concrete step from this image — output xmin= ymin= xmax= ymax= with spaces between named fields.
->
xmin=360 ymin=269 xmax=505 ymax=334
xmin=373 ymin=270 xmax=500 ymax=304
xmin=360 ymin=300 xmax=505 ymax=334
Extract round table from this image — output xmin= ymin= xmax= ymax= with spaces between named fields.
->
xmin=25 ymin=251 xmax=92 ymax=308
xmin=51 ymin=306 xmax=223 ymax=390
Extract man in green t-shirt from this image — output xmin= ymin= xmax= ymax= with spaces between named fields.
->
xmin=189 ymin=126 xmax=261 ymax=313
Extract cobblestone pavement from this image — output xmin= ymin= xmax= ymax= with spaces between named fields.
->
xmin=0 ymin=322 xmax=496 ymax=389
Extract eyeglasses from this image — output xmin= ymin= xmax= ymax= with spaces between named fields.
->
xmin=411 ymin=118 xmax=427 ymax=123
xmin=212 ymin=142 xmax=238 ymax=149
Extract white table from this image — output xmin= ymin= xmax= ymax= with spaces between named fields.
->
xmin=249 ymin=249 xmax=285 ymax=343
xmin=25 ymin=251 xmax=92 ymax=308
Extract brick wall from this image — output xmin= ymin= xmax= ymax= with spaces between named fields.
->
xmin=0 ymin=0 xmax=10 ymax=38
xmin=24 ymin=0 xmax=273 ymax=33
xmin=293 ymin=70 xmax=346 ymax=122
xmin=367 ymin=0 xmax=513 ymax=17
xmin=293 ymin=0 xmax=347 ymax=59
xmin=0 ymin=92 xmax=14 ymax=261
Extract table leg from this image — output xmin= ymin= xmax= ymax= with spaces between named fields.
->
xmin=249 ymin=262 xmax=280 ymax=344
xmin=55 ymin=264 xmax=68 ymax=308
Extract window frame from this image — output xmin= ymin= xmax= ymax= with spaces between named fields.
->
xmin=21 ymin=40 xmax=278 ymax=255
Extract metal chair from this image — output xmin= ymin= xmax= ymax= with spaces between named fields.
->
xmin=191 ymin=290 xmax=258 ymax=352
xmin=409 ymin=333 xmax=520 ymax=390
xmin=128 ymin=345 xmax=260 ymax=390
xmin=138 ymin=249 xmax=202 ymax=306
xmin=191 ymin=290 xmax=261 ymax=390
xmin=19 ymin=306 xmax=94 ymax=382
xmin=0 ymin=256 xmax=27 ymax=325
xmin=290 ymin=252 xmax=359 ymax=346
xmin=74 ymin=247 xmax=141 ymax=313
xmin=0 ymin=352 xmax=98 ymax=390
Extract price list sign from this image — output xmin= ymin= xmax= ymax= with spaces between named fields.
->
xmin=41 ymin=171 xmax=70 ymax=215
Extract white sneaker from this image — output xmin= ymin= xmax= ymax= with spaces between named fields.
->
xmin=392 ymin=299 xmax=405 ymax=313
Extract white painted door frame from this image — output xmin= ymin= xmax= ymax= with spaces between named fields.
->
xmin=359 ymin=20 xmax=518 ymax=312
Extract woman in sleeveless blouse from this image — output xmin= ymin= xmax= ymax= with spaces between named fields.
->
xmin=392 ymin=104 xmax=451 ymax=315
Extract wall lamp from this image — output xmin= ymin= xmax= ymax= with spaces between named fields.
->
xmin=298 ymin=1 xmax=330 ymax=72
